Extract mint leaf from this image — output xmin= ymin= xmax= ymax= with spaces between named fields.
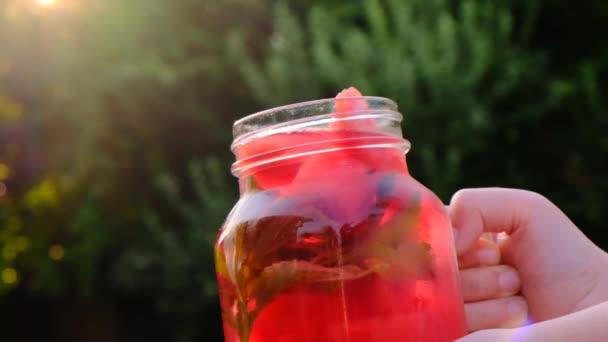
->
xmin=366 ymin=240 xmax=432 ymax=279
xmin=217 ymin=191 xmax=431 ymax=341
xmin=249 ymin=260 xmax=375 ymax=319
xmin=345 ymin=191 xmax=432 ymax=279
xmin=245 ymin=175 xmax=260 ymax=192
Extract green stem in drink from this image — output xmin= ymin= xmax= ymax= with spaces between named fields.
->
xmin=216 ymin=187 xmax=431 ymax=339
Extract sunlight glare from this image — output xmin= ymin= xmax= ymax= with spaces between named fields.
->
xmin=36 ymin=0 xmax=56 ymax=7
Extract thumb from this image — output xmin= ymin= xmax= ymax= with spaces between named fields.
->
xmin=448 ymin=187 xmax=590 ymax=257
xmin=448 ymin=188 xmax=607 ymax=320
xmin=449 ymin=188 xmax=542 ymax=255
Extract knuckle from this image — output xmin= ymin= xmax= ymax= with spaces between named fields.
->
xmin=506 ymin=188 xmax=554 ymax=209
xmin=450 ymin=188 xmax=476 ymax=205
xmin=461 ymin=268 xmax=498 ymax=298
xmin=520 ymin=189 xmax=550 ymax=205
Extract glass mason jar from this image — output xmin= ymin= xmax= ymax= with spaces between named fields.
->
xmin=215 ymin=95 xmax=467 ymax=342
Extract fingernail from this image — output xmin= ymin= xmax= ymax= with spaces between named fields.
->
xmin=499 ymin=269 xmax=520 ymax=292
xmin=508 ymin=297 xmax=526 ymax=316
xmin=477 ymin=248 xmax=499 ymax=265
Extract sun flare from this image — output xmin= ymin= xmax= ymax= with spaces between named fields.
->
xmin=36 ymin=0 xmax=56 ymax=7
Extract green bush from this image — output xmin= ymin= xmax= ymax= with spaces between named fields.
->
xmin=0 ymin=0 xmax=606 ymax=340
xmin=231 ymin=0 xmax=553 ymax=196
xmin=231 ymin=0 xmax=608 ymax=246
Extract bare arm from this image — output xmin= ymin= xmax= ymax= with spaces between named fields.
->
xmin=527 ymin=301 xmax=608 ymax=341
xmin=458 ymin=301 xmax=608 ymax=341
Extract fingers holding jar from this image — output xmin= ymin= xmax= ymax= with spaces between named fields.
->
xmin=457 ymin=236 xmax=501 ymax=269
xmin=455 ymin=235 xmax=528 ymax=332
xmin=460 ymin=264 xmax=521 ymax=302
xmin=461 ymin=264 xmax=527 ymax=331
xmin=465 ymin=296 xmax=528 ymax=332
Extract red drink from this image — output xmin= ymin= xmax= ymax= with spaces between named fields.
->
xmin=215 ymin=89 xmax=467 ymax=341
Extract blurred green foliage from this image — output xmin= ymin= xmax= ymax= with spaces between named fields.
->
xmin=0 ymin=0 xmax=606 ymax=340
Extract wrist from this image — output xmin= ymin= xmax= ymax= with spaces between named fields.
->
xmin=596 ymin=250 xmax=608 ymax=299
xmin=567 ymin=247 xmax=608 ymax=314
xmin=588 ymin=249 xmax=608 ymax=304
xmin=526 ymin=301 xmax=608 ymax=341
xmin=455 ymin=302 xmax=608 ymax=342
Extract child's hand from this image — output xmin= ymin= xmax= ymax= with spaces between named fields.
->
xmin=457 ymin=233 xmax=526 ymax=331
xmin=451 ymin=188 xmax=608 ymax=332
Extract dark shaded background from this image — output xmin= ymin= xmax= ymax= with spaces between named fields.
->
xmin=0 ymin=0 xmax=606 ymax=341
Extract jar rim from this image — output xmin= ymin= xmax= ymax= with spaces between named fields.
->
xmin=232 ymin=96 xmax=398 ymax=144
xmin=230 ymin=96 xmax=407 ymax=177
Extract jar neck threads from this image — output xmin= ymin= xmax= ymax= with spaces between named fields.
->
xmin=231 ymin=97 xmax=409 ymax=178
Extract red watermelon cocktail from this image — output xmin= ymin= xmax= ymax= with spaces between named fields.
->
xmin=215 ymin=88 xmax=467 ymax=341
